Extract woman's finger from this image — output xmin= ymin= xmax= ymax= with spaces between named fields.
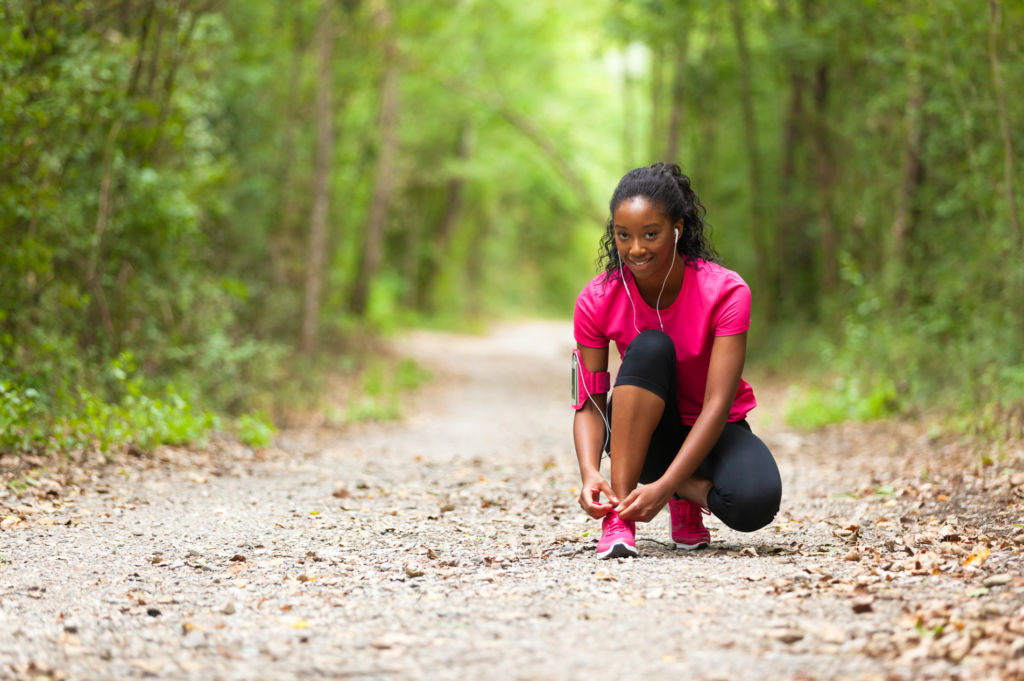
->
xmin=615 ymin=490 xmax=640 ymax=515
xmin=597 ymin=479 xmax=619 ymax=505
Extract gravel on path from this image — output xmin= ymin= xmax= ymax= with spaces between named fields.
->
xmin=2 ymin=321 xmax=1024 ymax=681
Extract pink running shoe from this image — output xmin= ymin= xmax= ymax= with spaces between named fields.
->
xmin=596 ymin=510 xmax=638 ymax=559
xmin=669 ymin=497 xmax=711 ymax=550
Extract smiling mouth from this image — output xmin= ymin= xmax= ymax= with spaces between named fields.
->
xmin=628 ymin=257 xmax=654 ymax=269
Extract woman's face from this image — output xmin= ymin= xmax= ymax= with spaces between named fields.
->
xmin=612 ymin=197 xmax=680 ymax=284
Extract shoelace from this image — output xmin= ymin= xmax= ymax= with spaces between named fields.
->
xmin=605 ymin=512 xmax=630 ymax=533
xmin=675 ymin=501 xmax=709 ymax=532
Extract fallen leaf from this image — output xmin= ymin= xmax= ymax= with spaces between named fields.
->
xmin=594 ymin=572 xmax=618 ymax=582
xmin=739 ymin=547 xmax=758 ymax=557
xmin=229 ymin=554 xmax=246 ymax=562
xmin=964 ymin=547 xmax=990 ymax=567
xmin=743 ymin=574 xmax=767 ymax=582
xmin=843 ymin=548 xmax=861 ymax=562
xmin=405 ymin=565 xmax=425 ymax=578
xmin=439 ymin=502 xmax=456 ymax=513
xmin=297 ymin=574 xmax=314 ymax=583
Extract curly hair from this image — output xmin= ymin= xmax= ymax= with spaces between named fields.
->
xmin=598 ymin=163 xmax=720 ymax=280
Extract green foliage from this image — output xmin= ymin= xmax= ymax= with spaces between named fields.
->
xmin=785 ymin=379 xmax=899 ymax=430
xmin=2 ymin=0 xmax=1023 ymax=450
xmin=236 ymin=411 xmax=276 ymax=449
xmin=344 ymin=358 xmax=431 ymax=424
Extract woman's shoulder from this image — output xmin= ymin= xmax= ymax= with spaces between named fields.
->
xmin=690 ymin=259 xmax=749 ymax=291
xmin=577 ymin=272 xmax=617 ymax=302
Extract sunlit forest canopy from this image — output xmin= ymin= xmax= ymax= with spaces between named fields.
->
xmin=2 ymin=0 xmax=1023 ymax=452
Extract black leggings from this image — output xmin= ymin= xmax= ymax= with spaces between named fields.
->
xmin=606 ymin=330 xmax=782 ymax=533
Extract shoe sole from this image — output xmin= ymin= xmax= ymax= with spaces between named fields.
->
xmin=596 ymin=541 xmax=639 ymax=559
xmin=672 ymin=540 xmax=710 ymax=550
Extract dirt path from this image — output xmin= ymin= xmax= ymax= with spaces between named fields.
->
xmin=2 ymin=321 xmax=1024 ymax=680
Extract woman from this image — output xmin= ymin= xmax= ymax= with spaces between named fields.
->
xmin=572 ymin=163 xmax=782 ymax=559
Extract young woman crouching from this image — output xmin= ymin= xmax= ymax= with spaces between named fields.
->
xmin=572 ymin=163 xmax=782 ymax=559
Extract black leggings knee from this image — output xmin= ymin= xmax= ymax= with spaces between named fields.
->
xmin=607 ymin=330 xmax=782 ymax=533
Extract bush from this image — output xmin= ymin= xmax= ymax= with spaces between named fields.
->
xmin=236 ymin=410 xmax=276 ymax=448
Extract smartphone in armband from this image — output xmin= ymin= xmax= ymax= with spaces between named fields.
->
xmin=571 ymin=349 xmax=610 ymax=410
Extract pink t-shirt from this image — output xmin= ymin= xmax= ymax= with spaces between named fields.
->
xmin=573 ymin=260 xmax=756 ymax=425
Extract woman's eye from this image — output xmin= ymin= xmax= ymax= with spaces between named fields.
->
xmin=646 ymin=232 xmax=657 ymax=239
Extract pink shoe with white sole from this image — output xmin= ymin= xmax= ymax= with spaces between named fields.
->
xmin=669 ymin=497 xmax=711 ymax=550
xmin=596 ymin=510 xmax=638 ymax=559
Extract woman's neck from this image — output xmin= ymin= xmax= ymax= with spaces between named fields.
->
xmin=635 ymin=253 xmax=686 ymax=309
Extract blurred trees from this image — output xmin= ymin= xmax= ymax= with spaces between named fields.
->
xmin=613 ymin=0 xmax=1024 ymax=418
xmin=2 ymin=0 xmax=1023 ymax=450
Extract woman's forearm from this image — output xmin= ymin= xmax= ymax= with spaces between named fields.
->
xmin=573 ymin=395 xmax=607 ymax=478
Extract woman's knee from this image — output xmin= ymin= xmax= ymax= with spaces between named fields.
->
xmin=627 ymin=329 xmax=675 ymax=360
xmin=711 ymin=477 xmax=782 ymax=533
xmin=730 ymin=485 xmax=781 ymax=532
xmin=619 ymin=330 xmax=676 ymax=382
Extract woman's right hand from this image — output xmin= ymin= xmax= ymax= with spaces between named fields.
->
xmin=578 ymin=473 xmax=619 ymax=519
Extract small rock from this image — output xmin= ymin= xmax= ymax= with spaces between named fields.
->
xmin=182 ymin=629 xmax=206 ymax=649
xmin=844 ymin=549 xmax=861 ymax=562
xmin=819 ymin=623 xmax=846 ymax=644
xmin=186 ymin=549 xmax=202 ymax=558
xmin=405 ymin=564 xmax=425 ymax=578
xmin=229 ymin=554 xmax=246 ymax=562
xmin=852 ymin=597 xmax=875 ymax=614
xmin=146 ymin=608 xmax=161 ymax=617
xmin=439 ymin=502 xmax=456 ymax=514
xmin=983 ymin=573 xmax=1012 ymax=587
xmin=63 ymin=618 xmax=80 ymax=634
xmin=332 ymin=484 xmax=351 ymax=499
xmin=221 ymin=602 xmax=236 ymax=615
xmin=765 ymin=628 xmax=804 ymax=644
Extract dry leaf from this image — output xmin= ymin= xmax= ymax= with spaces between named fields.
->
xmin=964 ymin=547 xmax=990 ymax=567
xmin=594 ymin=572 xmax=618 ymax=582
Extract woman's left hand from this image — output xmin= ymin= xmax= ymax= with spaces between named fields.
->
xmin=615 ymin=481 xmax=672 ymax=523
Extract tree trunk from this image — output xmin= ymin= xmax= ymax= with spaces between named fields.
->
xmin=988 ymin=0 xmax=1020 ymax=248
xmin=777 ymin=67 xmax=805 ymax=304
xmin=419 ymin=125 xmax=471 ymax=312
xmin=728 ymin=0 xmax=771 ymax=308
xmin=649 ymin=45 xmax=664 ymax=162
xmin=300 ymin=1 xmax=334 ymax=355
xmin=810 ymin=64 xmax=837 ymax=293
xmin=351 ymin=1 xmax=400 ymax=316
xmin=622 ymin=67 xmax=636 ymax=171
xmin=665 ymin=36 xmax=688 ymax=165
xmin=272 ymin=5 xmax=312 ymax=287
xmin=891 ymin=37 xmax=924 ymax=275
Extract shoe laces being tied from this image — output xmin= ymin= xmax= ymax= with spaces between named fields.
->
xmin=605 ymin=511 xmax=630 ymax=532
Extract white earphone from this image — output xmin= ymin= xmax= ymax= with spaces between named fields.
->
xmin=654 ymin=228 xmax=680 ymax=331
xmin=619 ymin=227 xmax=679 ymax=333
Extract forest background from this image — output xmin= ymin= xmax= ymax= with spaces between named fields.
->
xmin=2 ymin=0 xmax=1023 ymax=458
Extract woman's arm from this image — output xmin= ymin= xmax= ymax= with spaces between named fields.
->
xmin=616 ymin=332 xmax=746 ymax=521
xmin=573 ymin=343 xmax=618 ymax=517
